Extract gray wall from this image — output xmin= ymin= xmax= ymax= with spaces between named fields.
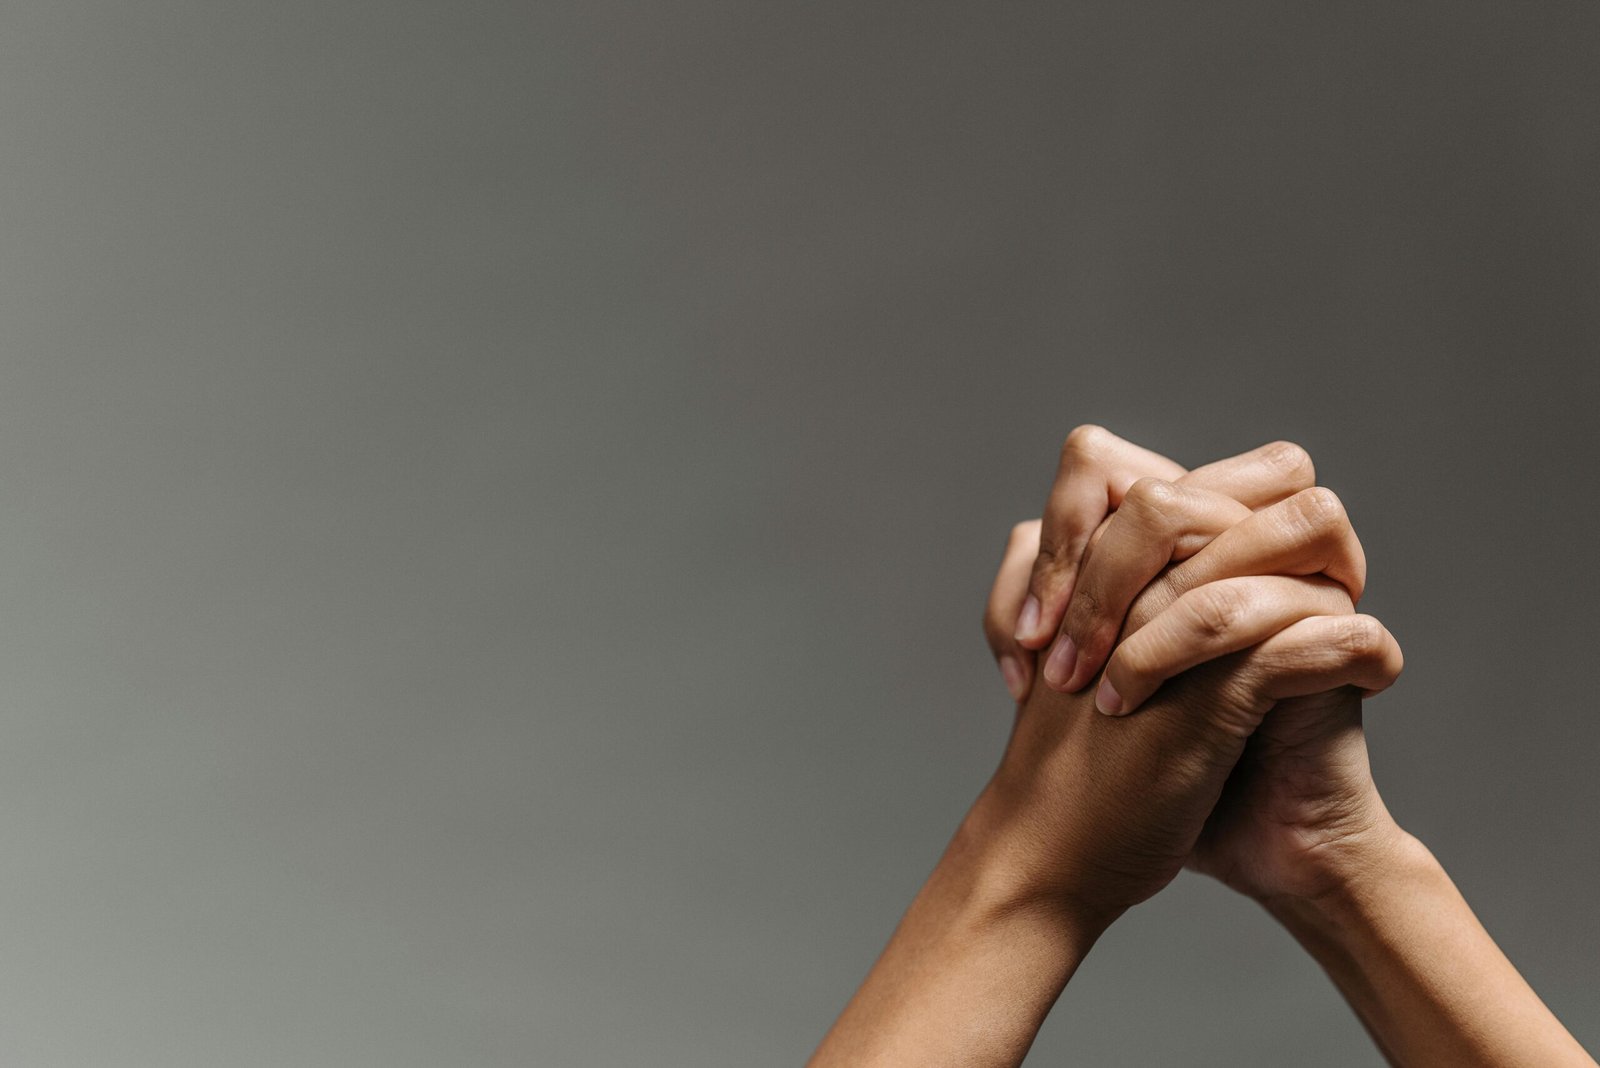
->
xmin=0 ymin=2 xmax=1595 ymax=1065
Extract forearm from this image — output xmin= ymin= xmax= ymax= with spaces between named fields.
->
xmin=1264 ymin=830 xmax=1595 ymax=1068
xmin=808 ymin=785 xmax=1111 ymax=1068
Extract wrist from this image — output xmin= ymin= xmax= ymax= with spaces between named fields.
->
xmin=1258 ymin=821 xmax=1436 ymax=926
xmin=808 ymin=784 xmax=1116 ymax=1066
xmin=953 ymin=781 xmax=1126 ymax=946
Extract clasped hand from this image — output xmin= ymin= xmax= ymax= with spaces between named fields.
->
xmin=811 ymin=428 xmax=1594 ymax=1068
xmin=974 ymin=426 xmax=1404 ymax=919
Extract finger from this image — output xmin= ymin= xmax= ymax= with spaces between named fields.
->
xmin=1179 ymin=440 xmax=1316 ymax=510
xmin=1053 ymin=440 xmax=1319 ymax=689
xmin=1236 ymin=613 xmax=1405 ymax=704
xmin=1041 ymin=480 xmax=1252 ymax=693
xmin=984 ymin=520 xmax=1042 ymax=701
xmin=1017 ymin=425 xmax=1185 ymax=650
xmin=1097 ymin=575 xmax=1354 ymax=715
xmin=1154 ymin=487 xmax=1368 ymax=612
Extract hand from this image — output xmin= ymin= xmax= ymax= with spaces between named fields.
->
xmin=984 ymin=430 xmax=1407 ymax=904
xmin=995 ymin=426 xmax=1319 ymax=699
xmin=819 ymin=428 xmax=1408 ymax=1068
xmin=978 ymin=507 xmax=1401 ymax=920
xmin=821 ymin=428 xmax=1582 ymax=1068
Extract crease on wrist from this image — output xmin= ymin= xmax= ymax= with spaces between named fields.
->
xmin=1260 ymin=825 xmax=1432 ymax=925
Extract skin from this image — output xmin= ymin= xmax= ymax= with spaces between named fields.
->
xmin=811 ymin=428 xmax=1596 ymax=1068
xmin=811 ymin=439 xmax=1400 ymax=1066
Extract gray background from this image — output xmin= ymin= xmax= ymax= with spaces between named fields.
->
xmin=0 ymin=1 xmax=1595 ymax=1065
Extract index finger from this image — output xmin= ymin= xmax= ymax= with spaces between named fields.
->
xmin=1040 ymin=439 xmax=1318 ymax=692
xmin=1016 ymin=425 xmax=1186 ymax=649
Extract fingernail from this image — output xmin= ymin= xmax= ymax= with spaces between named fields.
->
xmin=999 ymin=655 xmax=1028 ymax=702
xmin=1015 ymin=596 xmax=1040 ymax=642
xmin=1095 ymin=676 xmax=1125 ymax=716
xmin=1042 ymin=635 xmax=1078 ymax=690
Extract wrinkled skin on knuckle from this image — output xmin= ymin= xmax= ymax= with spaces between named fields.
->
xmin=1029 ymin=545 xmax=1076 ymax=600
xmin=1119 ymin=478 xmax=1183 ymax=542
xmin=1028 ymin=527 xmax=1079 ymax=586
xmin=1335 ymin=614 xmax=1386 ymax=663
xmin=1277 ymin=486 xmax=1348 ymax=551
xmin=1038 ymin=517 xmax=1097 ymax=575
xmin=1186 ymin=584 xmax=1248 ymax=642
xmin=1033 ymin=538 xmax=1065 ymax=567
xmin=1299 ymin=486 xmax=1347 ymax=528
xmin=1067 ymin=585 xmax=1115 ymax=647
xmin=1261 ymin=440 xmax=1315 ymax=484
xmin=1202 ymin=662 xmax=1276 ymax=739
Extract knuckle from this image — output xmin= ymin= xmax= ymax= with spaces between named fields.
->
xmin=1061 ymin=423 xmax=1110 ymax=460
xmin=1068 ymin=584 xmax=1108 ymax=630
xmin=1186 ymin=584 xmax=1247 ymax=641
xmin=1287 ymin=486 xmax=1347 ymax=538
xmin=1034 ymin=537 xmax=1068 ymax=568
xmin=1123 ymin=476 xmax=1179 ymax=515
xmin=1261 ymin=439 xmax=1315 ymax=482
xmin=1335 ymin=614 xmax=1386 ymax=659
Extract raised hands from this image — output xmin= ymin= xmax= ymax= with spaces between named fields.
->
xmin=977 ymin=429 xmax=1403 ymax=916
xmin=984 ymin=426 xmax=1405 ymax=904
xmin=997 ymin=426 xmax=1362 ymax=702
xmin=812 ymin=430 xmax=1407 ymax=1066
xmin=815 ymin=426 xmax=1595 ymax=1068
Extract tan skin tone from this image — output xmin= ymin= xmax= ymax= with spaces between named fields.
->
xmin=811 ymin=428 xmax=1595 ymax=1068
